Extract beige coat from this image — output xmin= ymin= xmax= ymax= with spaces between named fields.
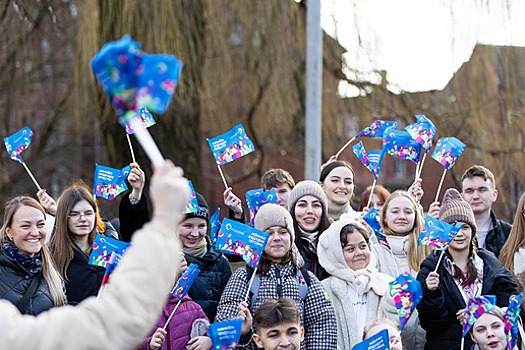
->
xmin=0 ymin=220 xmax=182 ymax=350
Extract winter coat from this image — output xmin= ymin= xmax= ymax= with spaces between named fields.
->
xmin=185 ymin=236 xmax=232 ymax=321
xmin=215 ymin=260 xmax=337 ymax=350
xmin=137 ymin=294 xmax=209 ymax=350
xmin=485 ymin=210 xmax=512 ymax=258
xmin=417 ymin=249 xmax=518 ymax=350
xmin=297 ymin=229 xmax=330 ymax=281
xmin=317 ymin=219 xmax=399 ymax=348
xmin=119 ymin=192 xmax=150 ymax=243
xmin=371 ymin=237 xmax=427 ymax=350
xmin=0 ymin=246 xmax=54 ymax=315
xmin=65 ymin=244 xmax=105 ymax=304
xmin=0 ymin=219 xmax=183 ymax=350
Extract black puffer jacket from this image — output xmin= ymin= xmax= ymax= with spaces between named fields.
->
xmin=485 ymin=210 xmax=512 ymax=258
xmin=297 ymin=233 xmax=329 ymax=281
xmin=416 ymin=249 xmax=517 ymax=350
xmin=185 ymin=236 xmax=232 ymax=321
xmin=0 ymin=247 xmax=54 ymax=315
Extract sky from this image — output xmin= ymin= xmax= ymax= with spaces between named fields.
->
xmin=320 ymin=0 xmax=525 ymax=96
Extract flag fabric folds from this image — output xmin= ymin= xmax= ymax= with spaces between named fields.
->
xmin=94 ymin=164 xmax=131 ymax=200
xmin=207 ymin=124 xmax=255 ymax=165
xmin=502 ymin=294 xmax=521 ymax=349
xmin=417 ymin=215 xmax=462 ymax=250
xmin=383 ymin=127 xmax=422 ymax=164
xmin=245 ymin=188 xmax=279 ymax=226
xmin=405 ymin=114 xmax=437 ymax=151
xmin=210 ymin=208 xmax=222 ymax=242
xmin=215 ymin=218 xmax=269 ymax=268
xmin=123 ymin=107 xmax=156 ymax=134
xmin=183 ymin=180 xmax=200 ymax=214
xmin=171 ymin=263 xmax=201 ymax=301
xmin=352 ymin=141 xmax=384 ymax=180
xmin=89 ymin=233 xmax=131 ymax=268
xmin=462 ymin=295 xmax=497 ymax=337
xmin=356 ymin=120 xmax=399 ymax=138
xmin=431 ymin=137 xmax=467 ymax=170
xmin=4 ymin=126 xmax=34 ymax=164
xmin=389 ymin=272 xmax=423 ymax=331
xmin=362 ymin=208 xmax=390 ymax=250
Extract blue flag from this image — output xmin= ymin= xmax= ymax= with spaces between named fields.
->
xmin=94 ymin=164 xmax=131 ymax=200
xmin=405 ymin=114 xmax=437 ymax=151
xmin=245 ymin=188 xmax=279 ymax=226
xmin=183 ymin=180 xmax=200 ymax=214
xmin=351 ymin=329 xmax=390 ymax=350
xmin=171 ymin=263 xmax=200 ymax=301
xmin=209 ymin=319 xmax=243 ymax=350
xmin=431 ymin=137 xmax=467 ymax=170
xmin=123 ymin=107 xmax=156 ymax=134
xmin=356 ymin=120 xmax=399 ymax=138
xmin=352 ymin=141 xmax=384 ymax=180
xmin=215 ymin=218 xmax=270 ymax=268
xmin=362 ymin=208 xmax=390 ymax=250
xmin=89 ymin=233 xmax=131 ymax=268
xmin=418 ymin=216 xmax=462 ymax=250
xmin=210 ymin=208 xmax=222 ymax=242
xmin=390 ymin=272 xmax=423 ymax=331
xmin=4 ymin=126 xmax=34 ymax=164
xmin=383 ymin=127 xmax=422 ymax=164
xmin=207 ymin=124 xmax=255 ymax=165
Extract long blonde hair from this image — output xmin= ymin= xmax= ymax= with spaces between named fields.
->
xmin=0 ymin=196 xmax=66 ymax=306
xmin=48 ymin=184 xmax=98 ymax=280
xmin=381 ymin=190 xmax=430 ymax=272
xmin=500 ymin=192 xmax=525 ymax=273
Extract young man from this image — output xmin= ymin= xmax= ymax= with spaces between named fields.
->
xmin=252 ymin=298 xmax=304 ymax=350
xmin=260 ymin=168 xmax=295 ymax=208
xmin=461 ymin=165 xmax=511 ymax=257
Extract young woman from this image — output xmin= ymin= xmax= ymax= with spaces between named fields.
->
xmin=177 ymin=193 xmax=232 ymax=321
xmin=358 ymin=184 xmax=391 ymax=213
xmin=48 ymin=184 xmax=108 ymax=304
xmin=0 ymin=196 xmax=66 ymax=315
xmin=319 ymin=160 xmax=359 ymax=221
xmin=499 ymin=192 xmax=525 ymax=294
xmin=216 ymin=203 xmax=337 ymax=350
xmin=287 ymin=180 xmax=332 ymax=280
xmin=470 ymin=307 xmax=513 ymax=350
xmin=417 ymin=188 xmax=517 ymax=350
xmin=373 ymin=190 xmax=430 ymax=278
xmin=318 ymin=219 xmax=398 ymax=348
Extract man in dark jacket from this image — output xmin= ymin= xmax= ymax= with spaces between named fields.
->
xmin=461 ymin=165 xmax=511 ymax=257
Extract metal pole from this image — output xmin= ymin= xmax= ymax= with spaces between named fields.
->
xmin=305 ymin=0 xmax=323 ymax=181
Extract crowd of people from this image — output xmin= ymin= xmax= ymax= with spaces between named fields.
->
xmin=1 ymin=158 xmax=524 ymax=350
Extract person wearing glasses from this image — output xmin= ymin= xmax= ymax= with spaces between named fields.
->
xmin=48 ymin=183 xmax=115 ymax=304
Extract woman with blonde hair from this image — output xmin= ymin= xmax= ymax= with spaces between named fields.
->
xmin=48 ymin=184 xmax=109 ymax=304
xmin=499 ymin=192 xmax=525 ymax=293
xmin=0 ymin=196 xmax=66 ymax=314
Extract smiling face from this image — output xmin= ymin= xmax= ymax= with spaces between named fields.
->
xmin=264 ymin=226 xmax=292 ymax=262
xmin=253 ymin=322 xmax=304 ymax=350
xmin=294 ymin=195 xmax=323 ymax=233
xmin=448 ymin=222 xmax=473 ymax=253
xmin=461 ymin=176 xmax=498 ymax=216
xmin=178 ymin=217 xmax=207 ymax=248
xmin=342 ymin=231 xmax=370 ymax=271
xmin=6 ymin=205 xmax=46 ymax=257
xmin=321 ymin=166 xmax=354 ymax=206
xmin=384 ymin=196 xmax=415 ymax=235
xmin=471 ymin=313 xmax=507 ymax=350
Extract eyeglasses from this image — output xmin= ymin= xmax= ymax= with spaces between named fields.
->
xmin=68 ymin=211 xmax=95 ymax=221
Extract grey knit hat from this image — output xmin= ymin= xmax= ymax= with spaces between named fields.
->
xmin=287 ymin=180 xmax=328 ymax=213
xmin=439 ymin=188 xmax=477 ymax=236
xmin=254 ymin=203 xmax=295 ymax=244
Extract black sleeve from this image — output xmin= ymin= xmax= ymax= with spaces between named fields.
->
xmin=119 ymin=192 xmax=149 ymax=242
xmin=228 ymin=207 xmax=247 ymax=224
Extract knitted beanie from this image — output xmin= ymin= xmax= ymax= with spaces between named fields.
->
xmin=184 ymin=193 xmax=209 ymax=223
xmin=287 ymin=180 xmax=328 ymax=213
xmin=439 ymin=188 xmax=477 ymax=236
xmin=254 ymin=203 xmax=295 ymax=244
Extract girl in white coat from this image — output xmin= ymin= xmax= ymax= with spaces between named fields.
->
xmin=318 ymin=219 xmax=399 ymax=349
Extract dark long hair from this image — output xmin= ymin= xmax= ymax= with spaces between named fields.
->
xmin=290 ymin=201 xmax=331 ymax=252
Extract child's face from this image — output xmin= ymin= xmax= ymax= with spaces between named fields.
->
xmin=264 ymin=226 xmax=292 ymax=262
xmin=448 ymin=222 xmax=473 ymax=253
xmin=384 ymin=196 xmax=415 ymax=235
xmin=365 ymin=325 xmax=402 ymax=350
xmin=253 ymin=322 xmax=304 ymax=350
